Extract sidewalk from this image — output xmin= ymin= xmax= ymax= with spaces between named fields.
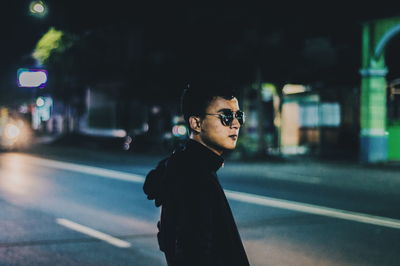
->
xmin=27 ymin=133 xmax=400 ymax=197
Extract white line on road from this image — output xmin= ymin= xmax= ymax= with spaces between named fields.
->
xmin=24 ymin=155 xmax=400 ymax=230
xmin=56 ymin=218 xmax=131 ymax=248
xmin=23 ymin=155 xmax=145 ymax=183
xmin=225 ymin=190 xmax=400 ymax=230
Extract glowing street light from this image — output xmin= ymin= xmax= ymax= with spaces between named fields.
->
xmin=32 ymin=3 xmax=44 ymax=13
xmin=29 ymin=1 xmax=47 ymax=18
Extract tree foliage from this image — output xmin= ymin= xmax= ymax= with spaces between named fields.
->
xmin=33 ymin=27 xmax=79 ymax=68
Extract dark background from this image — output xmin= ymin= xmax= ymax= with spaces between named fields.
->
xmin=2 ymin=2 xmax=400 ymax=103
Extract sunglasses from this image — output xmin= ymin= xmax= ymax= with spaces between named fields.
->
xmin=204 ymin=110 xmax=245 ymax=126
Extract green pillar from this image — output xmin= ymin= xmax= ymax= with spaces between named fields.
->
xmin=360 ymin=17 xmax=400 ymax=162
xmin=359 ymin=22 xmax=388 ymax=162
xmin=359 ymin=67 xmax=388 ymax=162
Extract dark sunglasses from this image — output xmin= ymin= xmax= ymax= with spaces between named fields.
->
xmin=204 ymin=110 xmax=245 ymax=126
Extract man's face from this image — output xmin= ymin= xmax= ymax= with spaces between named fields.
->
xmin=198 ymin=96 xmax=241 ymax=154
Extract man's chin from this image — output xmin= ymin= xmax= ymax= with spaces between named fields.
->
xmin=223 ymin=143 xmax=237 ymax=150
xmin=202 ymin=138 xmax=237 ymax=154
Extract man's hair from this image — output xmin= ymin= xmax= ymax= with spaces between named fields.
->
xmin=180 ymin=83 xmax=237 ymax=130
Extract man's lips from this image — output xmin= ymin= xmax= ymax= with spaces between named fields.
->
xmin=229 ymin=134 xmax=238 ymax=140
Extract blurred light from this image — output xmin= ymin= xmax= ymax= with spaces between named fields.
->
xmin=151 ymin=106 xmax=161 ymax=114
xmin=19 ymin=104 xmax=29 ymax=114
xmin=177 ymin=126 xmax=187 ymax=135
xmin=283 ymin=84 xmax=308 ymax=95
xmin=172 ymin=125 xmax=187 ymax=137
xmin=114 ymin=130 xmax=127 ymax=138
xmin=5 ymin=124 xmax=21 ymax=140
xmin=29 ymin=1 xmax=47 ymax=17
xmin=123 ymin=143 xmax=130 ymax=151
xmin=143 ymin=123 xmax=149 ymax=132
xmin=17 ymin=68 xmax=48 ymax=88
xmin=34 ymin=96 xmax=52 ymax=122
xmin=1 ymin=154 xmax=44 ymax=196
xmin=80 ymin=127 xmax=127 ymax=138
xmin=123 ymin=136 xmax=132 ymax=151
xmin=164 ymin=132 xmax=172 ymax=139
xmin=125 ymin=136 xmax=132 ymax=144
xmin=36 ymin=97 xmax=45 ymax=107
xmin=0 ymin=107 xmax=8 ymax=117
xmin=33 ymin=3 xmax=44 ymax=13
xmin=261 ymin=83 xmax=276 ymax=101
xmin=173 ymin=116 xmax=179 ymax=124
xmin=172 ymin=115 xmax=184 ymax=124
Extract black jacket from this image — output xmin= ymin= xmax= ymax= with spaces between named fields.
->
xmin=143 ymin=139 xmax=249 ymax=266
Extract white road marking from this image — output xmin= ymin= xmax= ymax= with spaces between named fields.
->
xmin=225 ymin=190 xmax=400 ymax=230
xmin=22 ymin=155 xmax=145 ymax=183
xmin=23 ymin=155 xmax=400 ymax=230
xmin=56 ymin=218 xmax=131 ymax=248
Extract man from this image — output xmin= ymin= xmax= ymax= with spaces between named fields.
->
xmin=143 ymin=86 xmax=249 ymax=265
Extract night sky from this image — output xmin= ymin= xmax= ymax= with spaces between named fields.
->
xmin=2 ymin=2 xmax=400 ymax=101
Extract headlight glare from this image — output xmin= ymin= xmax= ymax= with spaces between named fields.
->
xmin=5 ymin=124 xmax=21 ymax=139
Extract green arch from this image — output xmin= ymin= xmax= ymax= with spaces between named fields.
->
xmin=374 ymin=24 xmax=400 ymax=58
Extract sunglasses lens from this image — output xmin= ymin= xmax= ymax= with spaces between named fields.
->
xmin=221 ymin=114 xmax=233 ymax=126
xmin=219 ymin=111 xmax=245 ymax=126
xmin=236 ymin=111 xmax=245 ymax=125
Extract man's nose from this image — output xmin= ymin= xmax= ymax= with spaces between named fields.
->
xmin=231 ymin=116 xmax=240 ymax=129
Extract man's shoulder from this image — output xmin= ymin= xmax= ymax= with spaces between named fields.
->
xmin=167 ymin=148 xmax=212 ymax=182
xmin=166 ymin=146 xmax=193 ymax=168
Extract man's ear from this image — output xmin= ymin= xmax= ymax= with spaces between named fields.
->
xmin=189 ymin=116 xmax=201 ymax=133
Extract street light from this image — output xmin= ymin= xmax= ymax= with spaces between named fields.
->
xmin=29 ymin=0 xmax=47 ymax=18
xmin=17 ymin=68 xmax=48 ymax=88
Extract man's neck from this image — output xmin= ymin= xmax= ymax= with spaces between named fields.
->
xmin=189 ymin=135 xmax=223 ymax=156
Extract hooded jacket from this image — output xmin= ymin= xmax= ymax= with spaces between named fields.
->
xmin=144 ymin=139 xmax=249 ymax=266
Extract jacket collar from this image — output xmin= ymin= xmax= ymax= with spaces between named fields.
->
xmin=184 ymin=139 xmax=224 ymax=172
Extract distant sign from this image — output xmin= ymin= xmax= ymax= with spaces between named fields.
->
xmin=17 ymin=68 xmax=48 ymax=88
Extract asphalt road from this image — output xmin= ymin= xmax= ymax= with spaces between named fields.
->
xmin=0 ymin=144 xmax=399 ymax=266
